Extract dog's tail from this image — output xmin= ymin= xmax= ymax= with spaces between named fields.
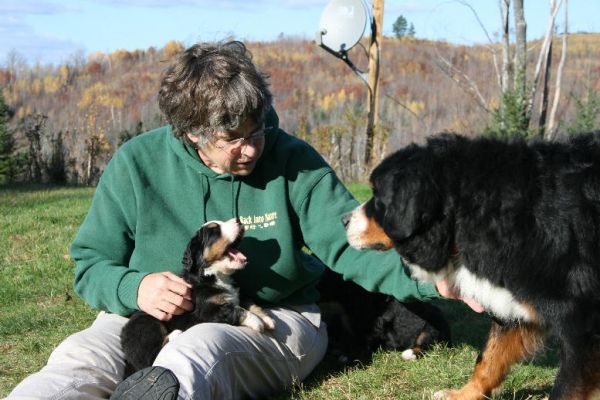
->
xmin=121 ymin=311 xmax=169 ymax=377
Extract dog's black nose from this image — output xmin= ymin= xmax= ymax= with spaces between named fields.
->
xmin=341 ymin=212 xmax=352 ymax=229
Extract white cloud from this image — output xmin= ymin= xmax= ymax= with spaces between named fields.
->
xmin=0 ymin=0 xmax=79 ymax=15
xmin=89 ymin=0 xmax=327 ymax=10
xmin=90 ymin=0 xmax=264 ymax=9
xmin=0 ymin=14 xmax=82 ymax=66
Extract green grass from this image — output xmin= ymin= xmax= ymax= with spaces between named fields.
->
xmin=274 ymin=298 xmax=558 ymax=400
xmin=0 ymin=184 xmax=98 ymax=394
xmin=0 ymin=184 xmax=559 ymax=399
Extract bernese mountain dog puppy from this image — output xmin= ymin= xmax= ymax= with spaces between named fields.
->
xmin=343 ymin=133 xmax=600 ymax=399
xmin=318 ymin=267 xmax=451 ymax=363
xmin=120 ymin=218 xmax=275 ymax=375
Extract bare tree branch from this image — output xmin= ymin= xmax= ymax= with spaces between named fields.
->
xmin=454 ymin=0 xmax=503 ymax=89
xmin=537 ymin=38 xmax=553 ymax=137
xmin=382 ymin=92 xmax=428 ymax=131
xmin=513 ymin=0 xmax=527 ymax=96
xmin=500 ymin=0 xmax=511 ymax=93
xmin=454 ymin=0 xmax=496 ymax=43
xmin=433 ymin=50 xmax=490 ymax=113
xmin=547 ymin=0 xmax=569 ymax=139
xmin=527 ymin=0 xmax=562 ymax=118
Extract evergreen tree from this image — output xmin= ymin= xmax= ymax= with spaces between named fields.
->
xmin=407 ymin=23 xmax=416 ymax=37
xmin=567 ymin=88 xmax=600 ymax=135
xmin=485 ymin=89 xmax=532 ymax=139
xmin=392 ymin=15 xmax=408 ymax=38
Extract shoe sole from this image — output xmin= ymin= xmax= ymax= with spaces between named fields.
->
xmin=111 ymin=366 xmax=179 ymax=400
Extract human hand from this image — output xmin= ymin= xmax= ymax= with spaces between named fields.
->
xmin=435 ymin=278 xmax=485 ymax=313
xmin=137 ymin=272 xmax=194 ymax=321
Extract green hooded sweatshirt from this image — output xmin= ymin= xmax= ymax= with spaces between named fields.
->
xmin=71 ymin=111 xmax=439 ymax=316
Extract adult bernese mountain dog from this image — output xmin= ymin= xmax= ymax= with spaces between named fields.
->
xmin=317 ymin=268 xmax=451 ymax=363
xmin=120 ymin=218 xmax=275 ymax=375
xmin=343 ymin=133 xmax=600 ymax=400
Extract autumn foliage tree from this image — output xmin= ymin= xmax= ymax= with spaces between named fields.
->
xmin=1 ymin=32 xmax=599 ymax=184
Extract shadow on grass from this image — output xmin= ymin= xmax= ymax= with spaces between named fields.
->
xmin=269 ymin=355 xmax=375 ymax=400
xmin=437 ymin=299 xmax=560 ymax=368
xmin=270 ymin=300 xmax=561 ymax=399
xmin=499 ymin=387 xmax=553 ymax=400
xmin=434 ymin=299 xmax=490 ymax=349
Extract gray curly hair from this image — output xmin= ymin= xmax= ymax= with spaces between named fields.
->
xmin=158 ymin=40 xmax=273 ymax=147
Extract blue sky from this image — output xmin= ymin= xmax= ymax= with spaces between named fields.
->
xmin=1 ymin=0 xmax=598 ymax=66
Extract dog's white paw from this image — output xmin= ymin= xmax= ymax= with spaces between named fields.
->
xmin=241 ymin=312 xmax=265 ymax=332
xmin=261 ymin=315 xmax=276 ymax=330
xmin=401 ymin=349 xmax=417 ymax=361
xmin=432 ymin=389 xmax=465 ymax=400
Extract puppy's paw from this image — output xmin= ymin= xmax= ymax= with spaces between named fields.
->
xmin=241 ymin=312 xmax=265 ymax=332
xmin=168 ymin=329 xmax=183 ymax=341
xmin=261 ymin=315 xmax=276 ymax=330
xmin=401 ymin=349 xmax=417 ymax=361
xmin=337 ymin=354 xmax=350 ymax=364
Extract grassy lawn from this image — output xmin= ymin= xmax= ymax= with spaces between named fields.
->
xmin=0 ymin=184 xmax=559 ymax=399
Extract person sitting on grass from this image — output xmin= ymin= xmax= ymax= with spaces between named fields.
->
xmin=8 ymin=40 xmax=479 ymax=400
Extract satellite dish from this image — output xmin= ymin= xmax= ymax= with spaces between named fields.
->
xmin=318 ymin=0 xmax=369 ymax=54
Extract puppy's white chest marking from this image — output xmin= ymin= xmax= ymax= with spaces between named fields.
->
xmin=217 ymin=281 xmax=240 ymax=305
xmin=204 ymin=269 xmax=240 ymax=305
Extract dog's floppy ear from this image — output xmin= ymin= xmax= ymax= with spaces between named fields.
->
xmin=372 ymin=148 xmax=443 ymax=242
xmin=181 ymin=231 xmax=207 ymax=280
xmin=385 ymin=175 xmax=441 ymax=242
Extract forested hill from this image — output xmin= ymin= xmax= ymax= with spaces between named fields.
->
xmin=2 ymin=34 xmax=600 ymax=184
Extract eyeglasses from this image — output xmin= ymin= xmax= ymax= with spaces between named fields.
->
xmin=212 ymin=126 xmax=267 ymax=154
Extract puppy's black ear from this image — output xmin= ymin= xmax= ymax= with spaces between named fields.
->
xmin=182 ymin=232 xmax=206 ymax=280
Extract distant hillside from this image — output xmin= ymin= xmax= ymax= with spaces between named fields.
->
xmin=2 ymin=34 xmax=600 ymax=183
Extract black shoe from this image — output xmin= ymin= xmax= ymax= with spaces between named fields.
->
xmin=111 ymin=366 xmax=179 ymax=400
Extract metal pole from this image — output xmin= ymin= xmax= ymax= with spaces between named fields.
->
xmin=365 ymin=0 xmax=383 ymax=165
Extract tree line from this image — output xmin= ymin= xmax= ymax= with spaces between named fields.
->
xmin=1 ymin=30 xmax=599 ymax=186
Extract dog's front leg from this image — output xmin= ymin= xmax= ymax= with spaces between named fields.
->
xmin=434 ymin=321 xmax=544 ymax=400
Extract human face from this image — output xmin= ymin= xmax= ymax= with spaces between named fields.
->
xmin=188 ymin=119 xmax=266 ymax=175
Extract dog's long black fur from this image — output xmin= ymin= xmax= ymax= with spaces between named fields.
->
xmin=345 ymin=133 xmax=600 ymax=399
xmin=318 ymin=268 xmax=451 ymax=363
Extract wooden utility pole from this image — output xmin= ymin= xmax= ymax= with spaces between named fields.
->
xmin=365 ymin=0 xmax=384 ymax=165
